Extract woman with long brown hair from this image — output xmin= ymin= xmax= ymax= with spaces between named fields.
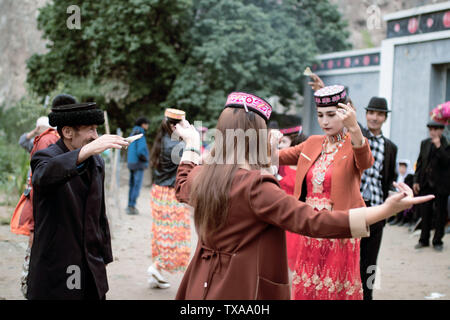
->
xmin=147 ymin=108 xmax=191 ymax=289
xmin=174 ymin=92 xmax=434 ymax=300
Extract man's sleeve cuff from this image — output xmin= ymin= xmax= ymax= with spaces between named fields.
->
xmin=349 ymin=207 xmax=370 ymax=238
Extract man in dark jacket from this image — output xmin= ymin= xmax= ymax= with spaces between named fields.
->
xmin=358 ymin=97 xmax=398 ymax=300
xmin=27 ymin=94 xmax=129 ymax=300
xmin=126 ymin=117 xmax=149 ymax=215
xmin=413 ymin=120 xmax=450 ymax=252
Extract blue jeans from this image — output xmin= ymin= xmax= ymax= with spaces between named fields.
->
xmin=128 ymin=169 xmax=144 ymax=208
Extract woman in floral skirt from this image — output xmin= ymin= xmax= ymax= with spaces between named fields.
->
xmin=147 ymin=108 xmax=191 ymax=289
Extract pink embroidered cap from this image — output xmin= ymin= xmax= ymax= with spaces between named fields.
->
xmin=224 ymin=92 xmax=272 ymax=122
xmin=314 ymin=85 xmax=347 ymax=107
xmin=280 ymin=125 xmax=302 ymax=135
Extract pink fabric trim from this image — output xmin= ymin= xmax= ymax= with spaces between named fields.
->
xmin=225 ymin=92 xmax=272 ymax=120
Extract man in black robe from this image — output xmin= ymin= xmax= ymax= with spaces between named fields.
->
xmin=413 ymin=120 xmax=449 ymax=252
xmin=27 ymin=94 xmax=129 ymax=300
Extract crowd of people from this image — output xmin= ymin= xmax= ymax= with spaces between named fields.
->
xmin=8 ymin=71 xmax=448 ymax=300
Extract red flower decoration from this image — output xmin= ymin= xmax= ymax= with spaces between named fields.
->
xmin=427 ymin=18 xmax=434 ymax=28
xmin=327 ymin=60 xmax=334 ymax=69
xmin=394 ymin=23 xmax=400 ymax=32
xmin=408 ymin=17 xmax=418 ymax=34
xmin=363 ymin=55 xmax=370 ymax=66
xmin=344 ymin=58 xmax=351 ymax=68
xmin=444 ymin=11 xmax=450 ymax=28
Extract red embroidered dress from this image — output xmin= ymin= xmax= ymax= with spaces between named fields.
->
xmin=291 ymin=140 xmax=363 ymax=300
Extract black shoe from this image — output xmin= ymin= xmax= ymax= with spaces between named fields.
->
xmin=414 ymin=242 xmax=429 ymax=249
xmin=433 ymin=244 xmax=443 ymax=252
xmin=126 ymin=206 xmax=138 ymax=215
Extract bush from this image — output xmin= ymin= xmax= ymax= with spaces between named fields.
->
xmin=0 ymin=136 xmax=29 ymax=206
xmin=0 ymin=92 xmax=49 ymax=205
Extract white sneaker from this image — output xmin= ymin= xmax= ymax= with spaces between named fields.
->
xmin=148 ymin=277 xmax=171 ymax=289
xmin=147 ymin=265 xmax=167 ymax=283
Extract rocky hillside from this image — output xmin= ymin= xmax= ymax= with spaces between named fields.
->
xmin=0 ymin=0 xmax=48 ymax=108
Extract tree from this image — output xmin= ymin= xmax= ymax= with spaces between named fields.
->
xmin=26 ymin=0 xmax=351 ymax=136
xmin=27 ymin=0 xmax=192 ymax=135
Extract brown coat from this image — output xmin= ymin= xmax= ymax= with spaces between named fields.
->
xmin=174 ymin=161 xmax=369 ymax=300
xmin=279 ymin=135 xmax=374 ymax=210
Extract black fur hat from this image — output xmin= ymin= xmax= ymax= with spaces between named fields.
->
xmin=49 ymin=94 xmax=104 ymax=127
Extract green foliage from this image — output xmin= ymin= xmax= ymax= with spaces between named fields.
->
xmin=361 ymin=29 xmax=375 ymax=48
xmin=0 ymin=138 xmax=30 ymax=206
xmin=0 ymin=93 xmax=48 ymax=142
xmin=26 ymin=0 xmax=351 ymax=139
xmin=0 ymin=92 xmax=48 ymax=204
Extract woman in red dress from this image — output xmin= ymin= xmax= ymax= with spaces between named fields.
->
xmin=279 ymin=85 xmax=372 ymax=300
xmin=173 ymin=91 xmax=433 ymax=300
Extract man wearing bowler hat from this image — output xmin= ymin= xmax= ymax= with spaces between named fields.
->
xmin=27 ymin=94 xmax=129 ymax=299
xmin=359 ymin=96 xmax=398 ymax=300
xmin=413 ymin=120 xmax=449 ymax=252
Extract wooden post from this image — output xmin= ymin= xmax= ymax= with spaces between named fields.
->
xmin=104 ymin=111 xmax=111 ymax=134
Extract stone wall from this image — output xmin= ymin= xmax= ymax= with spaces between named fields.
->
xmin=330 ymin=0 xmax=448 ymax=49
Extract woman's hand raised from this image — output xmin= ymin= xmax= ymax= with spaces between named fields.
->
xmin=336 ymin=102 xmax=358 ymax=131
xmin=175 ymin=120 xmax=201 ymax=148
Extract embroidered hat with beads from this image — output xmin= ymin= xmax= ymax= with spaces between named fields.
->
xmin=280 ymin=125 xmax=302 ymax=135
xmin=224 ymin=92 xmax=272 ymax=122
xmin=314 ymin=85 xmax=347 ymax=107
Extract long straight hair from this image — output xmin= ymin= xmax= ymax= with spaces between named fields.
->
xmin=190 ymin=108 xmax=270 ymax=242
xmin=149 ymin=118 xmax=179 ymax=170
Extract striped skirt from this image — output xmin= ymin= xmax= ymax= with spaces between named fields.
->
xmin=150 ymin=184 xmax=191 ymax=272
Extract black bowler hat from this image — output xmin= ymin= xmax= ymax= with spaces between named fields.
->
xmin=426 ymin=120 xmax=445 ymax=129
xmin=365 ymin=97 xmax=391 ymax=113
xmin=48 ymin=94 xmax=105 ymax=127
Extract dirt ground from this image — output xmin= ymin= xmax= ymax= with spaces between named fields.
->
xmin=0 ymin=164 xmax=449 ymax=300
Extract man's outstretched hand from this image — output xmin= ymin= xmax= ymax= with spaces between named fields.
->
xmin=78 ymin=134 xmax=129 ymax=164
